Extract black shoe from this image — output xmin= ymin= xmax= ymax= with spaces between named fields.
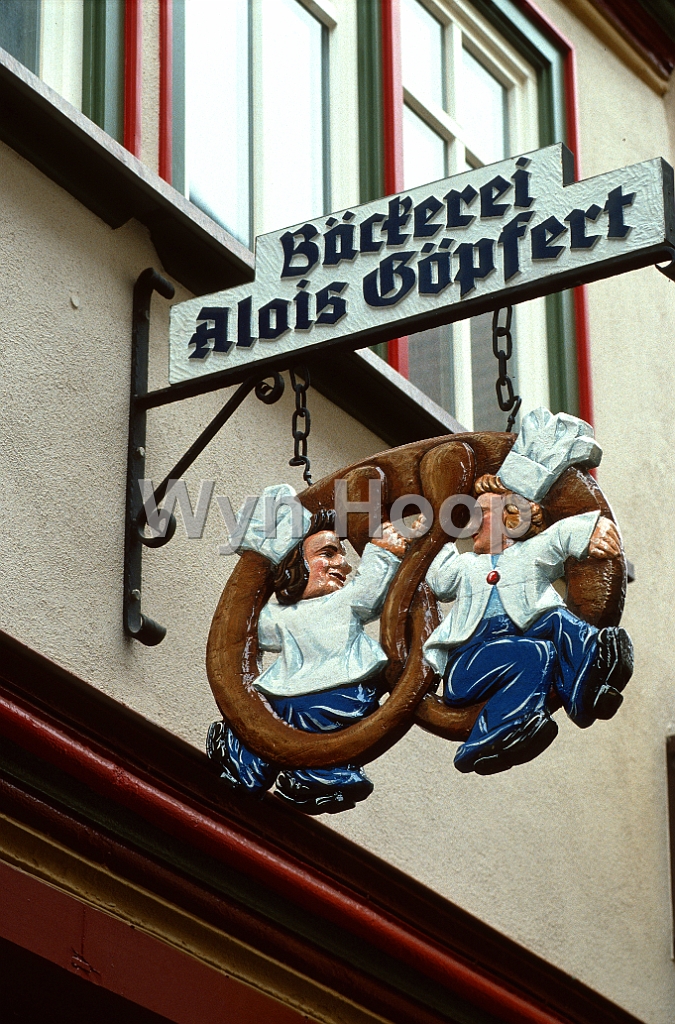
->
xmin=274 ymin=771 xmax=373 ymax=814
xmin=455 ymin=712 xmax=559 ymax=776
xmin=570 ymin=627 xmax=634 ymax=729
xmin=274 ymin=787 xmax=357 ymax=815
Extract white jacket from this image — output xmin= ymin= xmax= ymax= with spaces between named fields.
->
xmin=423 ymin=511 xmax=600 ymax=675
xmin=255 ymin=543 xmax=400 ymax=698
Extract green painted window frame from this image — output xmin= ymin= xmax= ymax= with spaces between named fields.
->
xmin=81 ymin=0 xmax=125 ymax=144
xmin=472 ymin=0 xmax=579 ymax=416
xmin=0 ymin=0 xmax=124 ymax=145
xmin=357 ymin=0 xmax=579 ymax=416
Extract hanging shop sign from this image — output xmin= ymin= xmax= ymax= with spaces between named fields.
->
xmin=206 ymin=409 xmax=634 ymax=814
xmin=169 ymin=142 xmax=675 ymax=387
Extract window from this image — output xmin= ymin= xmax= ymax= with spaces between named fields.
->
xmin=0 ymin=0 xmax=124 ymax=141
xmin=175 ymin=0 xmax=353 ymax=250
xmin=400 ymin=0 xmax=548 ymax=431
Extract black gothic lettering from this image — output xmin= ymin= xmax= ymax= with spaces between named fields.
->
xmin=293 ymin=284 xmax=313 ymax=330
xmin=413 ymin=196 xmax=444 ymax=238
xmin=280 ymin=225 xmax=320 ymax=278
xmin=188 ymin=307 xmax=229 ymax=360
xmin=237 ymin=297 xmax=256 ymax=348
xmin=454 ymin=239 xmax=496 ymax=297
xmin=360 ymin=213 xmax=386 ymax=253
xmin=605 ymin=185 xmax=635 ymax=238
xmin=323 ymin=222 xmax=358 ymax=266
xmin=382 ymin=196 xmax=413 ymax=245
xmin=363 ymin=253 xmax=416 ymax=306
xmin=418 ymin=248 xmax=453 ymax=295
xmin=258 ymin=299 xmax=289 ymax=340
xmin=531 ymin=216 xmax=568 ymax=260
xmin=444 ymin=185 xmax=477 ymax=228
xmin=480 ymin=175 xmax=512 ymax=218
xmin=498 ymin=212 xmax=534 ymax=281
xmin=565 ymin=204 xmax=602 ymax=249
xmin=316 ymin=282 xmax=348 ymax=325
xmin=512 ymin=163 xmax=534 ymax=209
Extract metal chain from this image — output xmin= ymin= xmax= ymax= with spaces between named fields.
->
xmin=288 ymin=366 xmax=313 ymax=485
xmin=492 ymin=306 xmax=522 ymax=432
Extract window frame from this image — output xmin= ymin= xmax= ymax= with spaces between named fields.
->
xmin=171 ymin=0 xmax=358 ymax=252
xmin=402 ymin=0 xmax=540 ymax=177
xmin=359 ymin=0 xmax=582 ymax=422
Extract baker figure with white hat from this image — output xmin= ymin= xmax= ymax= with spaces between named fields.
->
xmin=208 ymin=486 xmax=409 ymax=814
xmin=423 ymin=408 xmax=634 ymax=776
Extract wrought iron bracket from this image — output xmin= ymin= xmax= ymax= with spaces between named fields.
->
xmin=124 ymin=268 xmax=284 ymax=646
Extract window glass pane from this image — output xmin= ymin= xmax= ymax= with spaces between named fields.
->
xmin=259 ymin=0 xmax=325 ymax=233
xmin=0 ymin=0 xmax=40 ymax=73
xmin=403 ymin=105 xmax=445 ymax=189
xmin=408 ymin=326 xmax=455 ymax=414
xmin=459 ymin=47 xmax=507 ymax=166
xmin=470 ymin=312 xmax=514 ymax=431
xmin=185 ymin=0 xmax=250 ymax=245
xmin=401 ymin=0 xmax=443 ymax=110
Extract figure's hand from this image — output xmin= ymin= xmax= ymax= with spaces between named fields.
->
xmin=372 ymin=520 xmax=409 ymax=558
xmin=588 ymin=516 xmax=622 ymax=559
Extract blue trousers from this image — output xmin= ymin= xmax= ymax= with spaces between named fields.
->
xmin=444 ymin=608 xmax=598 ymax=752
xmin=207 ymin=682 xmax=380 ymax=795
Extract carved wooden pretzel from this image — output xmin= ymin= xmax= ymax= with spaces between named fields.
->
xmin=206 ymin=433 xmax=626 ymax=769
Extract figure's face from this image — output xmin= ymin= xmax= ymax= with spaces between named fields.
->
xmin=302 ymin=530 xmax=353 ymax=599
xmin=472 ymin=493 xmax=509 ymax=555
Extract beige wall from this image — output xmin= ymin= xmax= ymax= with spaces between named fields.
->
xmin=0 ymin=137 xmax=386 ymax=743
xmin=2 ymin=2 xmax=675 ymax=1021
xmin=327 ymin=5 xmax=675 ymax=1022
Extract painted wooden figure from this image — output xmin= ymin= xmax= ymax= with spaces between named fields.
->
xmin=208 ymin=486 xmax=409 ymax=814
xmin=424 ymin=408 xmax=633 ymax=776
xmin=207 ymin=409 xmax=633 ymax=811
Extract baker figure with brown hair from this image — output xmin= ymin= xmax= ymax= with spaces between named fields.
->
xmin=424 ymin=408 xmax=634 ymax=776
xmin=208 ymin=485 xmax=408 ymax=814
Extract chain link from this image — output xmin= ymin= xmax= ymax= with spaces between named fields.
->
xmin=492 ymin=306 xmax=522 ymax=432
xmin=288 ymin=367 xmax=313 ymax=485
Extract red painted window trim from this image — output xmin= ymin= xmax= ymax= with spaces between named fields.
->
xmin=159 ymin=0 xmax=173 ymax=183
xmin=123 ymin=0 xmax=142 ymax=159
xmin=514 ymin=0 xmax=593 ymax=425
xmin=0 ymin=689 xmax=573 ymax=1024
xmin=381 ymin=0 xmax=409 ymax=378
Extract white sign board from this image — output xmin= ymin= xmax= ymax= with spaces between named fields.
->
xmin=169 ymin=143 xmax=674 ymax=388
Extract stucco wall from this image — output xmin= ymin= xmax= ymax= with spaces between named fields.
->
xmin=327 ymin=5 xmax=675 ymax=1022
xmin=2 ymin=3 xmax=675 ymax=1021
xmin=0 ymin=137 xmax=386 ymax=742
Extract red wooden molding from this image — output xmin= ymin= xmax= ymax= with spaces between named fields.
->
xmin=0 ymin=859 xmax=305 ymax=1024
xmin=0 ymin=774 xmax=452 ymax=1024
xmin=159 ymin=0 xmax=173 ymax=183
xmin=124 ymin=0 xmax=142 ymax=158
xmin=0 ymin=689 xmax=572 ymax=1024
xmin=381 ymin=0 xmax=409 ymax=377
xmin=514 ymin=0 xmax=593 ymax=425
xmin=592 ymin=0 xmax=675 ymax=78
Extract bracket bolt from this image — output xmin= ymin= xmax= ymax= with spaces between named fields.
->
xmin=136 ymin=446 xmax=145 ymax=457
xmin=131 ymin=589 xmax=141 ymax=601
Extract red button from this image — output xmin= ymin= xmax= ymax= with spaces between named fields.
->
xmin=486 ymin=570 xmax=500 ymax=585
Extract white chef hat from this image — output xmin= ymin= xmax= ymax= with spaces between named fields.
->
xmin=232 ymin=484 xmax=312 ymax=564
xmin=497 ymin=407 xmax=602 ymax=502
